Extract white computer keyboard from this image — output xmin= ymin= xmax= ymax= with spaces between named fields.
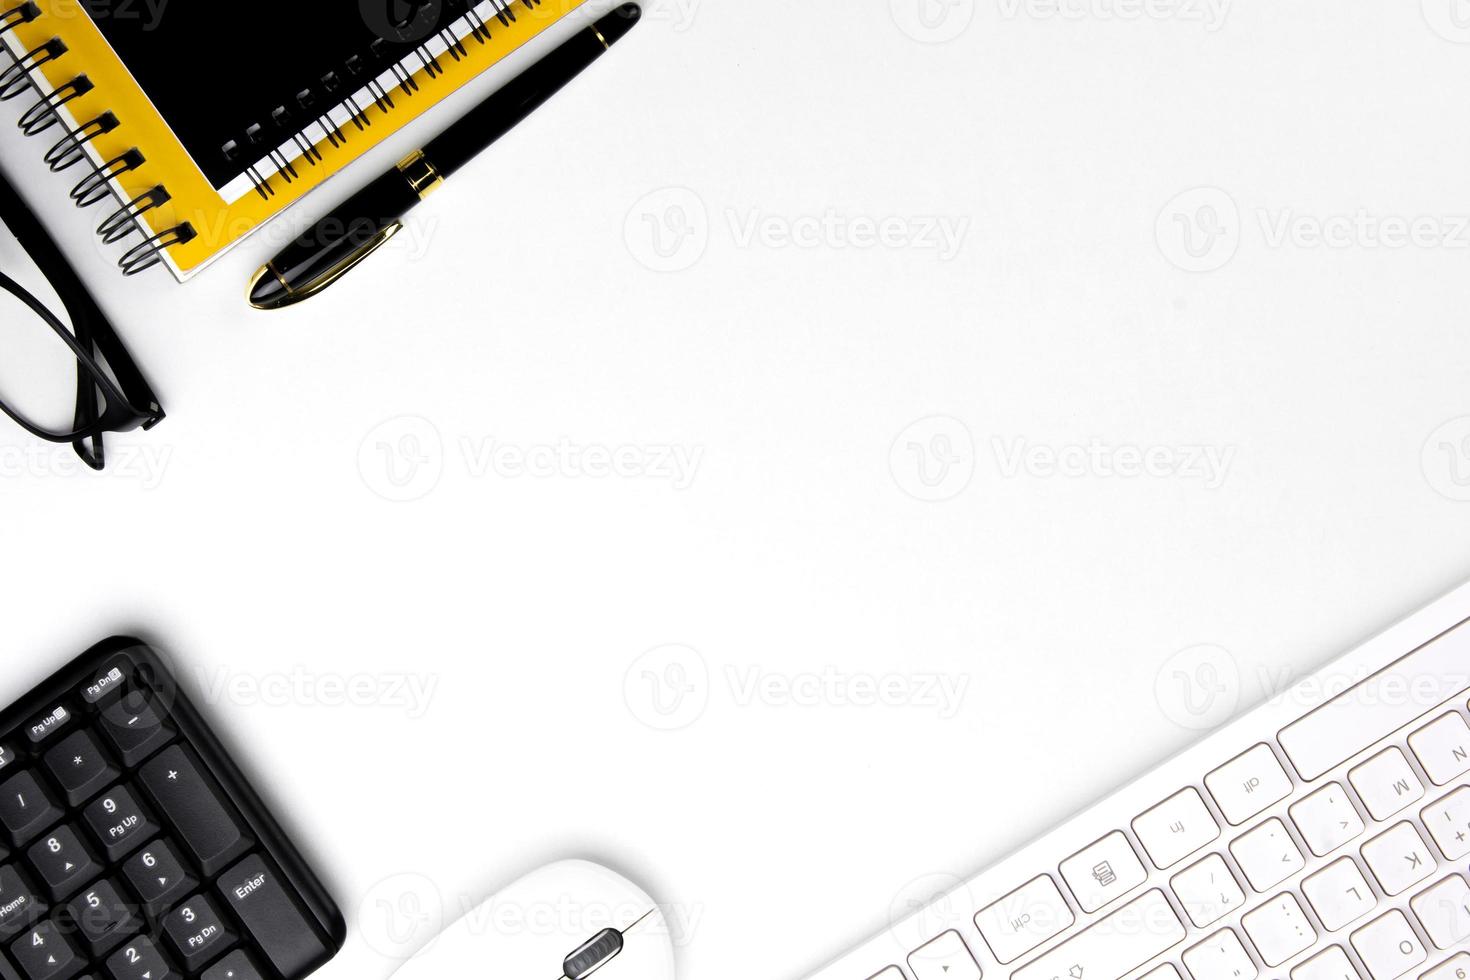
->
xmin=804 ymin=581 xmax=1470 ymax=980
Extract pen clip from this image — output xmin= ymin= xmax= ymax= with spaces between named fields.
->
xmin=248 ymin=220 xmax=403 ymax=310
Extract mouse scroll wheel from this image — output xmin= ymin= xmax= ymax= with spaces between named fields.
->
xmin=562 ymin=928 xmax=625 ymax=980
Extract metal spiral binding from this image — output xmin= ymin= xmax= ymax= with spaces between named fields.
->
xmin=0 ymin=3 xmax=39 ymax=39
xmin=119 ymin=222 xmax=195 ymax=276
xmin=18 ymin=72 xmax=89 ymax=134
xmin=43 ymin=110 xmax=114 ymax=170
xmin=71 ymin=148 xmax=142 ymax=206
xmin=0 ymin=35 xmax=61 ymax=98
xmin=2 ymin=17 xmax=195 ymax=276
xmin=98 ymin=185 xmax=167 ymax=244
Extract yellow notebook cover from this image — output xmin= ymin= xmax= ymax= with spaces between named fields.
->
xmin=1 ymin=0 xmax=581 ymax=280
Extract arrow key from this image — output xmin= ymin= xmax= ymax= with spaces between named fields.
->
xmin=908 ymin=931 xmax=982 ymax=980
xmin=26 ymin=826 xmax=99 ymax=901
xmin=10 ymin=920 xmax=82 ymax=980
xmin=121 ymin=841 xmax=195 ymax=916
xmin=104 ymin=936 xmax=178 ymax=980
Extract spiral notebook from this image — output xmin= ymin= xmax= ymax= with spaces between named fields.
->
xmin=0 ymin=0 xmax=583 ymax=280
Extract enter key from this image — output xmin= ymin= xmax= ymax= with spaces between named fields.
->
xmin=217 ymin=854 xmax=329 ymax=980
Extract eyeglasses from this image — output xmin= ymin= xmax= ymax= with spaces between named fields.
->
xmin=0 ymin=166 xmax=163 ymax=470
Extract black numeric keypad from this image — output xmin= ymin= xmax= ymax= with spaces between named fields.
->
xmin=0 ymin=646 xmax=341 ymax=980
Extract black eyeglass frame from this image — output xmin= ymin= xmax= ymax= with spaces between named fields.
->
xmin=0 ymin=165 xmax=163 ymax=469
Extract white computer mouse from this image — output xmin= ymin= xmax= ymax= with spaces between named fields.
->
xmin=384 ymin=860 xmax=676 ymax=980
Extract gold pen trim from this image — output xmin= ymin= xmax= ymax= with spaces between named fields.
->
xmin=248 ymin=223 xmax=404 ymax=310
xmin=397 ymin=149 xmax=444 ymax=200
xmin=590 ymin=23 xmax=610 ymax=49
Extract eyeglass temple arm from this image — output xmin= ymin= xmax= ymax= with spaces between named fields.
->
xmin=0 ymin=166 xmax=164 ymax=428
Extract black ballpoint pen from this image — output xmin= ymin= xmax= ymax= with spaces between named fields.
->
xmin=248 ymin=3 xmax=641 ymax=310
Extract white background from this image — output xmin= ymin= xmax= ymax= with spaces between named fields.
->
xmin=3 ymin=2 xmax=1470 ymax=979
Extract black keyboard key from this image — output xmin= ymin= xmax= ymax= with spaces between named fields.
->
xmin=200 ymin=950 xmax=263 ymax=980
xmin=122 ymin=842 xmax=194 ymax=915
xmin=139 ymin=748 xmax=250 ymax=876
xmin=0 ymin=746 xmax=15 ymax=774
xmin=0 ymin=773 xmax=63 ymax=846
xmin=24 ymin=706 xmax=73 ymax=746
xmin=0 ymin=865 xmax=42 ymax=940
xmin=104 ymin=936 xmax=177 ymax=980
xmin=65 ymin=880 xmax=138 ymax=955
xmin=10 ymin=920 xmax=82 ymax=980
xmin=43 ymin=732 xmax=119 ymax=807
xmin=162 ymin=894 xmax=236 ymax=972
xmin=98 ymin=699 xmax=173 ymax=769
xmin=80 ymin=665 xmax=128 ymax=705
xmin=82 ymin=788 xmax=156 ymax=862
xmin=217 ymin=855 xmax=327 ymax=979
xmin=27 ymin=827 xmax=100 ymax=900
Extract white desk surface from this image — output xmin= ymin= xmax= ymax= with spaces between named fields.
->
xmin=2 ymin=3 xmax=1470 ymax=979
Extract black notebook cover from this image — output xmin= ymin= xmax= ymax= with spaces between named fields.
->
xmin=89 ymin=0 xmax=477 ymax=188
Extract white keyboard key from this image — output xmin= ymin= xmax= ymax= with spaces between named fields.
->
xmin=1291 ymin=783 xmax=1366 ymax=857
xmin=1183 ymin=928 xmax=1258 ymax=980
xmin=1291 ymin=946 xmax=1361 ymax=980
xmin=1409 ymin=875 xmax=1470 ymax=950
xmin=1277 ymin=621 xmax=1470 ymax=781
xmin=1362 ymin=822 xmax=1436 ymax=896
xmin=1422 ymin=787 xmax=1470 ymax=861
xmin=1059 ymin=831 xmax=1147 ymax=913
xmin=1011 ymin=890 xmax=1185 ymax=980
xmin=867 ymin=969 xmax=905 ymax=980
xmin=1135 ymin=788 xmax=1221 ymax=869
xmin=1243 ymin=893 xmax=1317 ymax=967
xmin=974 ymin=875 xmax=1074 ymax=964
xmin=1172 ymin=854 xmax=1246 ymax=928
xmin=1206 ymin=744 xmax=1293 ymax=826
xmin=1421 ymin=953 xmax=1470 ymax=980
xmin=908 ymin=931 xmax=982 ymax=980
xmin=1408 ymin=714 xmax=1470 ymax=785
xmin=1350 ymin=749 xmax=1426 ymax=821
xmin=1231 ymin=818 xmax=1306 ymax=891
xmin=1141 ymin=966 xmax=1183 ymax=980
xmin=1351 ymin=911 xmax=1428 ymax=980
xmin=1303 ymin=857 xmax=1377 ymax=931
